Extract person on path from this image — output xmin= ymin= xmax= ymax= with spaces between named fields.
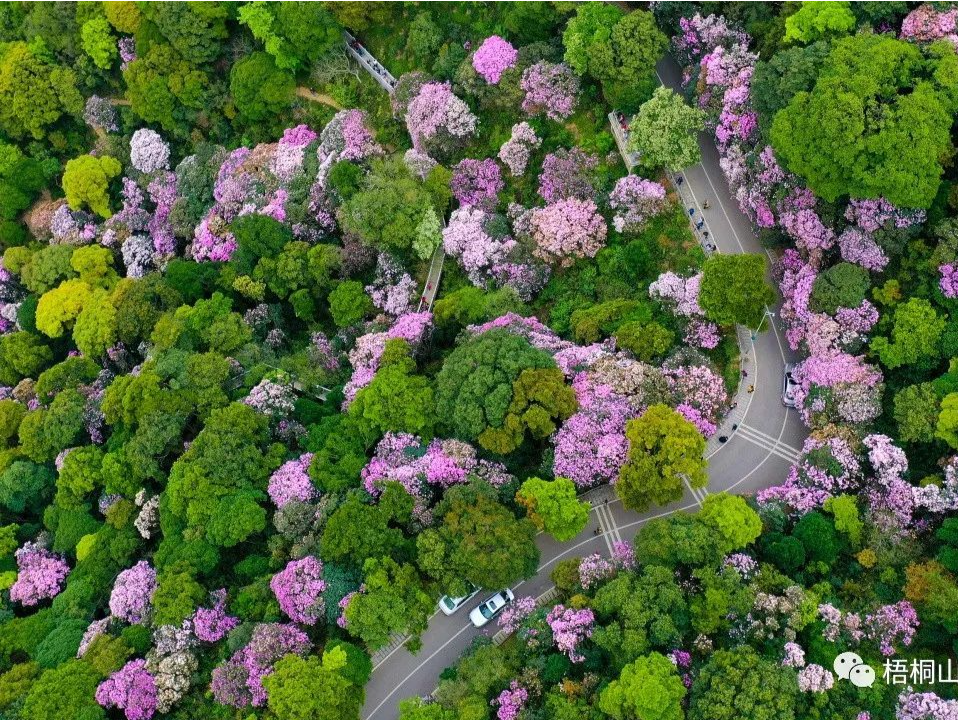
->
xmin=747 ymin=384 xmax=755 ymax=393
xmin=703 ymin=200 xmax=710 ymax=209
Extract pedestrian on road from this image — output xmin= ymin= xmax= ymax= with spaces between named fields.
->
xmin=593 ymin=526 xmax=602 ymax=536
xmin=747 ymin=384 xmax=755 ymax=393
xmin=732 ymin=423 xmax=738 ymax=430
xmin=696 ymin=219 xmax=705 ymax=230
xmin=703 ymin=231 xmax=710 ymax=238
xmin=689 ymin=207 xmax=695 ymax=216
xmin=677 ymin=176 xmax=684 ymax=185
xmin=719 ymin=435 xmax=728 ymax=443
xmin=703 ymin=200 xmax=710 ymax=209
xmin=742 ymin=370 xmax=748 ymax=378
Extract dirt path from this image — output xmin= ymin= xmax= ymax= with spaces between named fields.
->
xmin=296 ymin=87 xmax=343 ymax=110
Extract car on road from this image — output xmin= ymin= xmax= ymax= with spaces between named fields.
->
xmin=438 ymin=585 xmax=480 ymax=616
xmin=783 ymin=363 xmax=798 ymax=408
xmin=469 ymin=589 xmax=514 ymax=628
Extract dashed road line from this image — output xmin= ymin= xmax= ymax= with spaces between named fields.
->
xmin=736 ymin=424 xmax=801 ymax=464
xmin=683 ymin=476 xmax=706 ymax=506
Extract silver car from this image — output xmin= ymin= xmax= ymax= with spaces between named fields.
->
xmin=438 ymin=585 xmax=479 ymax=616
xmin=469 ymin=589 xmax=514 ymax=628
xmin=783 ymin=363 xmax=798 ymax=408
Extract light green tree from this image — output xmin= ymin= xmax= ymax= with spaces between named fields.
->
xmin=872 ymin=298 xmax=945 ymax=370
xmin=629 ymin=87 xmax=706 ymax=172
xmin=80 ymin=17 xmax=117 ymax=69
xmin=599 ymin=652 xmax=687 ymax=720
xmin=699 ymin=254 xmax=775 ymax=327
xmin=516 ymin=477 xmax=589 ymax=541
xmin=62 ymin=155 xmax=121 ymax=218
xmin=784 ymin=2 xmax=856 ymax=44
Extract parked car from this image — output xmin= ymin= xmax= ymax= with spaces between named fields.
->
xmin=783 ymin=363 xmax=798 ymax=408
xmin=438 ymin=585 xmax=479 ymax=616
xmin=469 ymin=589 xmax=514 ymax=628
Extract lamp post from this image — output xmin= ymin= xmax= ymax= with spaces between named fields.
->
xmin=751 ymin=309 xmax=775 ymax=341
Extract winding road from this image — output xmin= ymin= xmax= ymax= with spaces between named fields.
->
xmin=360 ymin=57 xmax=808 ymax=720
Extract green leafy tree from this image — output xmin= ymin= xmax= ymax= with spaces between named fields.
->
xmin=700 ymin=254 xmax=775 ymax=327
xmin=784 ymin=2 xmax=856 ymax=44
xmin=479 ymin=367 xmax=577 ymax=454
xmin=73 ymin=290 xmax=117 ymax=358
xmin=936 ymin=392 xmax=958 ymax=449
xmin=636 ymin=514 xmax=722 ymax=569
xmin=809 ymin=262 xmax=870 ymax=315
xmin=399 ymin=698 xmax=455 ymax=720
xmin=36 ymin=280 xmax=93 ymax=339
xmin=515 ymin=477 xmax=589 ymax=542
xmin=339 ymin=157 xmax=436 ymax=253
xmin=263 ymin=653 xmax=362 ymax=720
xmin=417 ymin=486 xmax=539 ymax=595
xmin=435 ymin=330 xmax=555 ymax=444
xmin=751 ymin=42 xmax=830 ymax=136
xmin=0 ymin=398 xmax=24 ymax=446
xmin=824 ymin=494 xmax=862 ymax=547
xmin=139 ymin=2 xmax=230 ymax=65
xmin=771 ymin=34 xmax=958 ymax=208
xmin=328 ymin=281 xmax=374 ymax=328
xmin=20 ymin=661 xmax=104 ymax=720
xmin=18 ymin=389 xmax=85 ymax=462
xmin=793 ymin=511 xmax=839 ymax=565
xmin=698 ymin=493 xmax=761 ymax=554
xmin=893 ymin=382 xmax=940 ymax=443
xmin=599 ymin=652 xmax=687 ymax=720
xmin=618 ymin=405 xmax=707 ymax=512
xmin=0 ymin=42 xmax=83 ymax=140
xmin=0 ymin=460 xmax=54 ymax=515
xmin=320 ymin=490 xmax=410 ymax=567
xmin=628 ymin=87 xmax=706 ymax=172
xmin=349 ymin=346 xmax=435 ymax=439
xmin=873 ymin=298 xmax=945 ymax=370
xmin=615 ymin=321 xmax=674 ymax=362
xmin=690 ymin=647 xmax=795 ymax=720
xmin=80 ymin=17 xmax=117 ymax=69
xmin=0 ymin=331 xmax=53 ymax=385
xmin=62 ymin=155 xmax=121 ymax=218
xmin=344 ymin=556 xmax=433 ymax=649
xmin=230 ymin=51 xmax=296 ymax=123
xmin=238 ymin=2 xmax=342 ymax=71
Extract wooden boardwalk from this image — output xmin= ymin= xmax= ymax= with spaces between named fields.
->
xmin=344 ymin=30 xmax=398 ymax=93
xmin=608 ymin=110 xmax=641 ymax=171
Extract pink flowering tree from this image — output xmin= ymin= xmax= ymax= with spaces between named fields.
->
xmin=529 ymin=198 xmax=607 ymax=267
xmin=109 ymin=560 xmax=157 ymax=624
xmin=451 ymin=158 xmax=504 ymax=208
xmin=193 ymin=589 xmax=239 ymax=643
xmin=797 ymin=664 xmax=834 ymax=693
xmin=521 ymin=61 xmax=580 ymax=121
xmin=897 ymin=691 xmax=958 ymax=720
xmin=319 ymin=109 xmax=382 ymax=162
xmin=537 ymin=148 xmax=598 ymax=203
xmin=405 ymin=82 xmax=478 ymax=154
xmin=96 ymin=659 xmax=159 ymax=720
xmin=270 ymin=556 xmax=327 ymax=625
xmin=546 ymin=604 xmax=594 ymax=662
xmin=267 ymin=453 xmax=317 ymax=508
xmin=498 ymin=122 xmax=541 ymax=176
xmin=609 ymin=176 xmax=668 ymax=234
xmin=443 ymin=206 xmax=516 ymax=285
xmin=492 ymin=681 xmax=528 ymax=720
xmin=10 ymin=541 xmax=70 ymax=606
xmin=472 ymin=36 xmax=518 ymax=84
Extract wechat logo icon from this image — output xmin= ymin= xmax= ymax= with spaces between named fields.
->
xmin=834 ymin=652 xmax=876 ymax=688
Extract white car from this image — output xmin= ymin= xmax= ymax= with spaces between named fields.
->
xmin=469 ymin=589 xmax=514 ymax=628
xmin=783 ymin=363 xmax=798 ymax=408
xmin=438 ymin=585 xmax=480 ymax=616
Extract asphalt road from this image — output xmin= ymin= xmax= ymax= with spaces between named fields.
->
xmin=360 ymin=56 xmax=808 ymax=720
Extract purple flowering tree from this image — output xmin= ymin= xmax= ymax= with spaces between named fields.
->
xmin=451 ymin=158 xmax=504 ymax=208
xmin=492 ymin=681 xmax=528 ymax=720
xmin=498 ymin=122 xmax=541 ymax=176
xmin=472 ymin=36 xmax=518 ymax=84
xmin=546 ymin=605 xmax=594 ymax=662
xmin=109 ymin=560 xmax=157 ymax=624
xmin=270 ymin=556 xmax=326 ymax=625
xmin=267 ymin=453 xmax=316 ymax=508
xmin=96 ymin=659 xmax=159 ymax=720
xmin=130 ymin=129 xmax=170 ymax=174
xmin=405 ymin=82 xmax=478 ymax=153
xmin=537 ymin=148 xmax=598 ymax=203
xmin=520 ymin=61 xmax=580 ymax=121
xmin=443 ymin=206 xmax=516 ymax=286
xmin=193 ymin=589 xmax=239 ymax=643
xmin=529 ymin=198 xmax=607 ymax=267
xmin=9 ymin=541 xmax=70 ymax=606
xmin=609 ymin=176 xmax=668 ymax=234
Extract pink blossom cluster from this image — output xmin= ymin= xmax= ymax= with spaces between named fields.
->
xmin=789 ymin=351 xmax=883 ymax=428
xmin=366 ymin=253 xmax=416 ymax=316
xmin=472 ymin=36 xmax=518 ymax=84
xmin=862 ymin=433 xmax=914 ymax=531
xmin=758 ymin=435 xmax=862 ymax=514
xmin=467 ymin=312 xmax=571 ymax=354
xmin=520 ymin=61 xmax=580 ymax=121
xmin=897 ymin=691 xmax=958 ymax=720
xmin=723 ymin=552 xmax=758 ymax=578
xmin=193 ymin=589 xmax=239 ymax=643
xmin=492 ymin=681 xmax=528 ymax=720
xmin=451 ymin=158 xmax=504 ymax=208
xmin=780 ymin=208 xmax=835 ymax=254
xmin=818 ymin=603 xmax=866 ymax=645
xmin=913 ymin=456 xmax=958 ymax=513
xmin=797 ymin=664 xmax=834 ymax=693
xmin=673 ymin=14 xmax=749 ymax=70
xmin=270 ymin=556 xmax=326 ymax=625
xmin=865 ymin=601 xmax=919 ymax=656
xmin=243 ymin=378 xmax=296 ymax=419
xmin=210 ymin=623 xmax=310 ymax=707
xmin=337 ymin=591 xmax=358 ymax=629
xmin=497 ymin=596 xmax=538 ymax=635
xmin=666 ymin=363 xmax=729 ymax=428
xmin=342 ymin=313 xmax=433 ymax=405
xmin=609 ymin=176 xmax=668 ymax=233
xmin=939 ymin=264 xmax=958 ymax=299
xmin=109 ymin=561 xmax=157 ymax=624
xmin=405 ymin=82 xmax=478 ymax=151
xmin=271 ymin=124 xmax=317 ymax=181
xmin=443 ymin=206 xmax=516 ymax=286
xmin=781 ymin=641 xmax=806 ymax=668
xmin=845 ymin=197 xmax=926 ymax=233
xmin=10 ymin=541 xmax=70 ymax=606
xmin=320 ymin=109 xmax=382 ymax=162
xmin=649 ymin=272 xmax=704 ymax=317
xmin=498 ymin=122 xmax=541 ymax=176
xmin=538 ymin=148 xmax=598 ymax=203
xmin=577 ymin=541 xmax=637 ymax=589
xmin=529 ymin=197 xmax=607 ymax=267
xmin=490 ymin=261 xmax=550 ymax=301
xmin=553 ymin=392 xmax=633 ymax=487
xmin=837 ymin=228 xmax=888 ymax=272
xmin=78 ymin=617 xmax=112 ymax=657
xmin=546 ymin=605 xmax=594 ymax=662
xmin=96 ymin=659 xmax=158 ymax=720
xmin=267 ymin=453 xmax=316 ymax=508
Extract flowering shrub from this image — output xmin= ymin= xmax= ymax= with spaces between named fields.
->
xmin=320 ymin=109 xmax=382 ymax=162
xmin=244 ymin=378 xmax=296 ymax=419
xmin=529 ymin=198 xmax=607 ymax=267
xmin=609 ymin=176 xmax=668 ymax=233
xmin=520 ymin=61 xmax=579 ymax=121
xmin=537 ymin=148 xmax=598 ymax=203
xmin=267 ymin=453 xmax=316 ymax=508
xmin=497 ymin=596 xmax=538 ymax=635
xmin=96 ymin=659 xmax=159 ymax=720
xmin=553 ymin=393 xmax=632 ymax=487
xmin=405 ymin=82 xmax=478 ymax=152
xmin=210 ymin=623 xmax=310 ymax=707
xmin=472 ymin=36 xmax=517 ymax=84
xmin=365 ymin=253 xmax=416 ymax=316
xmin=492 ymin=681 xmax=528 ymax=720
xmin=578 ymin=541 xmax=637 ymax=589
xmin=498 ymin=122 xmax=541 ymax=176
xmin=451 ymin=158 xmax=504 ymax=208
xmin=10 ymin=542 xmax=70 ymax=606
xmin=897 ymin=691 xmax=958 ymax=720
xmin=270 ymin=556 xmax=326 ymax=625
xmin=797 ymin=664 xmax=834 ymax=693
xmin=110 ymin=561 xmax=157 ymax=624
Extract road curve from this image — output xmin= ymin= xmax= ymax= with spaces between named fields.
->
xmin=361 ymin=56 xmax=808 ymax=720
